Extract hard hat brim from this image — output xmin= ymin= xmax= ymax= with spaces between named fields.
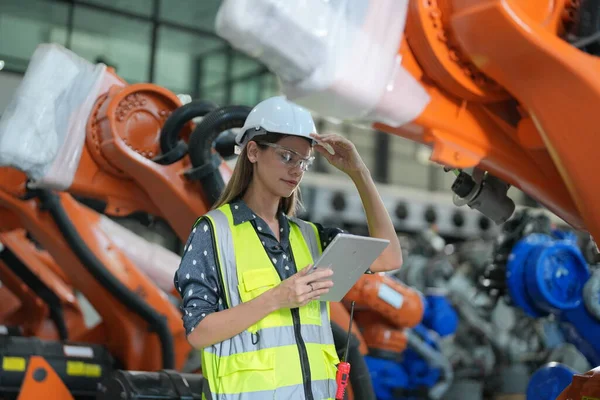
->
xmin=236 ymin=128 xmax=317 ymax=148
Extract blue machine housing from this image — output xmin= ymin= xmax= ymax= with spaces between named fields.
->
xmin=422 ymin=294 xmax=459 ymax=338
xmin=365 ymin=295 xmax=457 ymax=400
xmin=364 ymin=324 xmax=442 ymax=400
xmin=506 ymin=230 xmax=600 ymax=365
xmin=526 ymin=362 xmax=578 ymax=400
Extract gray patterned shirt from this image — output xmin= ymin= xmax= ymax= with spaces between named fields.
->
xmin=174 ymin=198 xmax=345 ymax=335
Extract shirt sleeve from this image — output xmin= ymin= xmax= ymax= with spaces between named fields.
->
xmin=174 ymin=218 xmax=223 ymax=335
xmin=313 ymin=222 xmax=346 ymax=251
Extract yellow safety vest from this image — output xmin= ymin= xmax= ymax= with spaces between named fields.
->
xmin=198 ymin=203 xmax=340 ymax=400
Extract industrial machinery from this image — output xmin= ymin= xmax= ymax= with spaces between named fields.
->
xmin=0 ymin=167 xmax=198 ymax=399
xmin=390 ymin=220 xmax=597 ymax=399
xmin=298 ymin=173 xmax=504 ymax=240
xmin=343 ymin=273 xmax=454 ymax=400
xmin=0 ymin=229 xmax=88 ymax=342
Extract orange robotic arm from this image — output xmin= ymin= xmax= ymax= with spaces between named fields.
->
xmin=557 ymin=366 xmax=600 ymax=399
xmin=0 ymin=167 xmax=191 ymax=372
xmin=0 ymin=48 xmax=237 ymax=244
xmin=0 ymin=229 xmax=87 ymax=341
xmin=76 ymin=80 xmax=232 ymax=241
xmin=343 ymin=273 xmax=425 ymax=355
xmin=375 ymin=0 xmax=590 ymax=234
xmin=52 ymin=67 xmax=237 ymax=242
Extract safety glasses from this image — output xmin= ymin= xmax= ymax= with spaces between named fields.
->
xmin=261 ymin=142 xmax=315 ymax=172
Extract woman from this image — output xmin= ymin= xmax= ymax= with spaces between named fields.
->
xmin=174 ymin=96 xmax=402 ymax=399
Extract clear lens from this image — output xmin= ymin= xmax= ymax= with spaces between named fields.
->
xmin=264 ymin=142 xmax=314 ymax=172
xmin=279 ymin=151 xmax=293 ymax=164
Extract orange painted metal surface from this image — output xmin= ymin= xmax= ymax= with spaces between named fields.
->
xmin=345 ymin=274 xmax=424 ymax=329
xmin=75 ymin=82 xmax=228 ymax=241
xmin=0 ymin=279 xmax=23 ymax=326
xmin=450 ymin=0 xmax=600 ymax=238
xmin=338 ymin=274 xmax=422 ymax=356
xmin=0 ymin=167 xmax=191 ymax=371
xmin=556 ymin=366 xmax=600 ymax=399
xmin=0 ymin=261 xmax=66 ymax=340
xmin=376 ymin=36 xmax=581 ymax=230
xmin=353 ymin=310 xmax=408 ymax=354
xmin=376 ymin=0 xmax=600 ymax=243
xmin=17 ymin=356 xmax=75 ymax=400
xmin=0 ymin=229 xmax=88 ymax=340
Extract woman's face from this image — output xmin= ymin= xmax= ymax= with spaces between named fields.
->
xmin=248 ymin=135 xmax=313 ymax=198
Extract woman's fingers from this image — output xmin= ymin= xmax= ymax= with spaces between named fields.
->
xmin=292 ymin=265 xmax=334 ymax=306
xmin=296 ymin=279 xmax=332 ymax=298
xmin=297 ymin=268 xmax=332 ymax=284
xmin=311 ymin=132 xmax=336 ymax=140
xmin=312 ymin=133 xmax=347 ymax=145
xmin=301 ymin=288 xmax=329 ymax=304
xmin=309 ymin=280 xmax=334 ymax=291
xmin=294 ymin=280 xmax=332 ymax=304
xmin=313 ymin=145 xmax=329 ymax=156
xmin=297 ymin=264 xmax=314 ymax=277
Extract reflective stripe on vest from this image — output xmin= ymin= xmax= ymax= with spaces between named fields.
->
xmin=201 ymin=378 xmax=337 ymax=400
xmin=200 ymin=204 xmax=339 ymax=399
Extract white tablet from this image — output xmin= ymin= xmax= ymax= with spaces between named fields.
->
xmin=309 ymin=233 xmax=390 ymax=302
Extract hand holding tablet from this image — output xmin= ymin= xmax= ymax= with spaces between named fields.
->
xmin=306 ymin=233 xmax=390 ymax=302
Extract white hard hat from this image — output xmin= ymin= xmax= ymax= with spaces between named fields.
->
xmin=236 ymin=96 xmax=317 ymax=148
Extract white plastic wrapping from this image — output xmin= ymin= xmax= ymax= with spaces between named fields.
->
xmin=215 ymin=0 xmax=430 ymax=127
xmin=98 ymin=215 xmax=180 ymax=294
xmin=0 ymin=43 xmax=106 ymax=190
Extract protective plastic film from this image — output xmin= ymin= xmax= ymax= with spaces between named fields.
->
xmin=0 ymin=43 xmax=106 ymax=190
xmin=215 ymin=0 xmax=430 ymax=127
xmin=98 ymin=215 xmax=181 ymax=294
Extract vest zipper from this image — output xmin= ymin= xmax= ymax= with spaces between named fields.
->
xmin=291 ymin=308 xmax=314 ymax=400
xmin=286 ymin=250 xmax=314 ymax=400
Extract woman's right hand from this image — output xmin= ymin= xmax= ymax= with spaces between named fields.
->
xmin=268 ymin=266 xmax=334 ymax=310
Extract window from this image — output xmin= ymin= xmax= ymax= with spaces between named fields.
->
xmin=159 ymin=0 xmax=221 ymax=31
xmin=197 ymin=49 xmax=228 ymax=104
xmin=83 ymin=0 xmax=154 ymax=18
xmin=232 ymin=79 xmax=259 ymax=106
xmin=0 ymin=0 xmax=70 ymax=71
xmin=70 ymin=6 xmax=152 ymax=83
xmin=261 ymin=73 xmax=282 ymax=99
xmin=154 ymin=27 xmax=224 ymax=96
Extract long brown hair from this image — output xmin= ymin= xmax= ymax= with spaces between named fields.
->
xmin=212 ymin=132 xmax=312 ymax=216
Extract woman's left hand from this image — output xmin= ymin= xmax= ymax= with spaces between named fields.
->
xmin=310 ymin=133 xmax=367 ymax=177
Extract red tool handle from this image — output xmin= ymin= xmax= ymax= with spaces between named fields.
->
xmin=335 ymin=361 xmax=351 ymax=400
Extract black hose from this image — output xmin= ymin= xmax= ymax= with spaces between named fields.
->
xmin=159 ymin=100 xmax=218 ymax=154
xmin=0 ymin=245 xmax=69 ymax=341
xmin=186 ymin=105 xmax=252 ymax=206
xmin=49 ymin=306 xmax=69 ymax=342
xmin=98 ymin=369 xmax=211 ymax=400
xmin=575 ymin=0 xmax=600 ymax=55
xmin=188 ymin=105 xmax=252 ymax=168
xmin=331 ymin=321 xmax=376 ymax=400
xmin=214 ymin=130 xmax=239 ymax=160
xmin=35 ymin=189 xmax=175 ymax=369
